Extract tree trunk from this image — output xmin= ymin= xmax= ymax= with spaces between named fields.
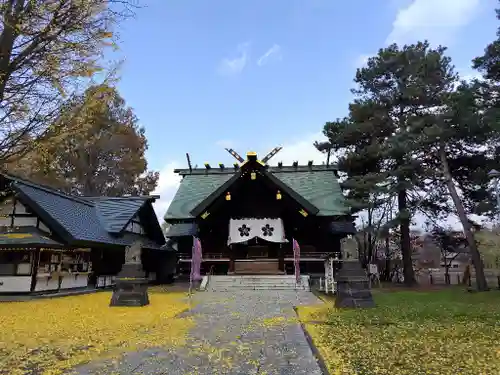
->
xmin=398 ymin=189 xmax=416 ymax=286
xmin=367 ymin=207 xmax=373 ymax=267
xmin=439 ymin=147 xmax=488 ymax=291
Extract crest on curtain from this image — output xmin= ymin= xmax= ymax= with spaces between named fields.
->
xmin=228 ymin=218 xmax=288 ymax=245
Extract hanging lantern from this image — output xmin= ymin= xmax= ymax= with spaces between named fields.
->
xmin=250 ymin=172 xmax=256 ymax=180
xmin=276 ymin=190 xmax=282 ymax=200
xmin=225 ymin=192 xmax=231 ymax=201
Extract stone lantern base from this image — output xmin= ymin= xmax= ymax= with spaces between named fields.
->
xmin=110 ymin=263 xmax=150 ymax=307
xmin=334 ymin=260 xmax=375 ymax=309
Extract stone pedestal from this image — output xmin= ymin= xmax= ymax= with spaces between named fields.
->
xmin=110 ymin=263 xmax=150 ymax=307
xmin=335 ymin=260 xmax=375 ymax=309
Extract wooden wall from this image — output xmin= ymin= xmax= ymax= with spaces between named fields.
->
xmin=0 ymin=196 xmax=52 ymax=233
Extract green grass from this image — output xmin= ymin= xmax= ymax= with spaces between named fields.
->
xmin=299 ymin=289 xmax=500 ymax=375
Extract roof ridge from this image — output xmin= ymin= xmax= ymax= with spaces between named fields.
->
xmin=175 ymin=169 xmax=338 ymax=176
xmin=82 ymin=195 xmax=159 ymax=200
xmin=1 ymin=172 xmax=94 ymax=206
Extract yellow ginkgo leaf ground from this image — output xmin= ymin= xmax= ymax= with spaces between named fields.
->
xmin=0 ymin=289 xmax=193 ymax=375
xmin=297 ymin=288 xmax=500 ymax=375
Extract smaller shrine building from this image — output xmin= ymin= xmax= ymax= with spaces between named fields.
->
xmin=164 ymin=148 xmax=356 ymax=276
xmin=0 ymin=173 xmax=173 ymax=294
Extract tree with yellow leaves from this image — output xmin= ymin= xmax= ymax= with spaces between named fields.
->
xmin=0 ymin=0 xmax=138 ymax=165
xmin=8 ymin=84 xmax=159 ymax=196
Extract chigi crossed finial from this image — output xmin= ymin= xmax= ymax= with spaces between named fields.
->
xmin=224 ymin=146 xmax=282 ymax=165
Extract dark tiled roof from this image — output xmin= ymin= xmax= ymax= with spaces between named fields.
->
xmin=91 ymin=197 xmax=150 ymax=233
xmin=165 ymin=167 xmax=349 ymax=220
xmin=165 ymin=223 xmax=198 ymax=237
xmin=5 ymin=176 xmax=164 ymax=248
xmin=0 ymin=226 xmax=64 ymax=248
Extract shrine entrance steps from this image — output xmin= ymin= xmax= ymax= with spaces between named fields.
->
xmin=233 ymin=260 xmax=282 ymax=275
xmin=203 ymin=275 xmax=310 ymax=292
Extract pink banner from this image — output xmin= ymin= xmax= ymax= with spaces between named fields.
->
xmin=190 ymin=236 xmax=203 ymax=282
xmin=293 ymin=238 xmax=301 ymax=284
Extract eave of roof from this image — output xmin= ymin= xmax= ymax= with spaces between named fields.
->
xmin=165 ymin=222 xmax=198 ymax=238
xmin=0 ymin=226 xmax=65 ymax=248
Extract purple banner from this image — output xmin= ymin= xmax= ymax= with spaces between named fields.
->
xmin=293 ymin=238 xmax=301 ymax=284
xmin=190 ymin=236 xmax=203 ymax=282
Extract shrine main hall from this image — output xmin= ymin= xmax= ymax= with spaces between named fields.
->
xmin=164 ymin=148 xmax=356 ymax=276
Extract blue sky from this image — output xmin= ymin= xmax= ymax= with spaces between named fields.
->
xmin=110 ymin=0 xmax=498 ymax=218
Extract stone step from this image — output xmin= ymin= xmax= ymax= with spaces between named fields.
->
xmin=210 ymin=279 xmax=301 ymax=284
xmin=212 ymin=281 xmax=297 ymax=286
xmin=211 ymin=282 xmax=304 ymax=287
xmin=207 ymin=275 xmax=310 ymax=292
xmin=210 ymin=276 xmax=299 ymax=280
xmin=211 ymin=287 xmax=310 ymax=291
xmin=211 ymin=286 xmax=310 ymax=290
xmin=211 ymin=279 xmax=299 ymax=284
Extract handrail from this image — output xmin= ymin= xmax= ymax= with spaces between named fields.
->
xmin=207 ymin=265 xmax=215 ymax=290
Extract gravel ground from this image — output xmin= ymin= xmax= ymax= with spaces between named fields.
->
xmin=72 ymin=290 xmax=325 ymax=375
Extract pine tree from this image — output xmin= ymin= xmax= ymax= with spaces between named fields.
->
xmin=321 ymin=42 xmax=457 ymax=286
xmin=473 ymin=3 xmax=500 ymax=82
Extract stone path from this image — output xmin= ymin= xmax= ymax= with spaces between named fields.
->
xmin=73 ymin=290 xmax=324 ymax=375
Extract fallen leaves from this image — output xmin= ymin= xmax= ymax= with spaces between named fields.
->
xmin=0 ymin=290 xmax=193 ymax=375
xmin=297 ymin=289 xmax=500 ymax=375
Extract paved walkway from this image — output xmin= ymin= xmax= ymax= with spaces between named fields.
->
xmin=73 ymin=290 xmax=324 ymax=375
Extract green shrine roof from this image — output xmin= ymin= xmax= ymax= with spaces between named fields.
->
xmin=165 ymin=165 xmax=349 ymax=220
xmin=165 ymin=174 xmax=234 ymax=220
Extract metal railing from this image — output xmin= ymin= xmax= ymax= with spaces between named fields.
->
xmin=319 ymin=277 xmax=337 ymax=294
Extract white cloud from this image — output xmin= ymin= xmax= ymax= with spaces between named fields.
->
xmin=354 ymin=0 xmax=480 ymax=87
xmin=257 ymin=44 xmax=282 ymax=67
xmin=218 ymin=42 xmax=250 ymax=76
xmin=152 ymin=161 xmax=182 ymax=221
xmin=386 ymin=0 xmax=480 ymax=46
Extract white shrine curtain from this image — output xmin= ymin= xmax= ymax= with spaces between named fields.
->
xmin=228 ymin=218 xmax=288 ymax=245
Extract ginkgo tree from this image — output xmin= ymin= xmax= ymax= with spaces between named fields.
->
xmin=0 ymin=0 xmax=138 ymax=165
xmin=8 ymin=84 xmax=159 ymax=196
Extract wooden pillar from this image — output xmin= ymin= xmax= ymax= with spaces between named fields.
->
xmin=278 ymin=244 xmax=284 ymax=272
xmin=30 ymin=249 xmax=40 ymax=292
xmin=229 ymin=245 xmax=235 ymax=274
